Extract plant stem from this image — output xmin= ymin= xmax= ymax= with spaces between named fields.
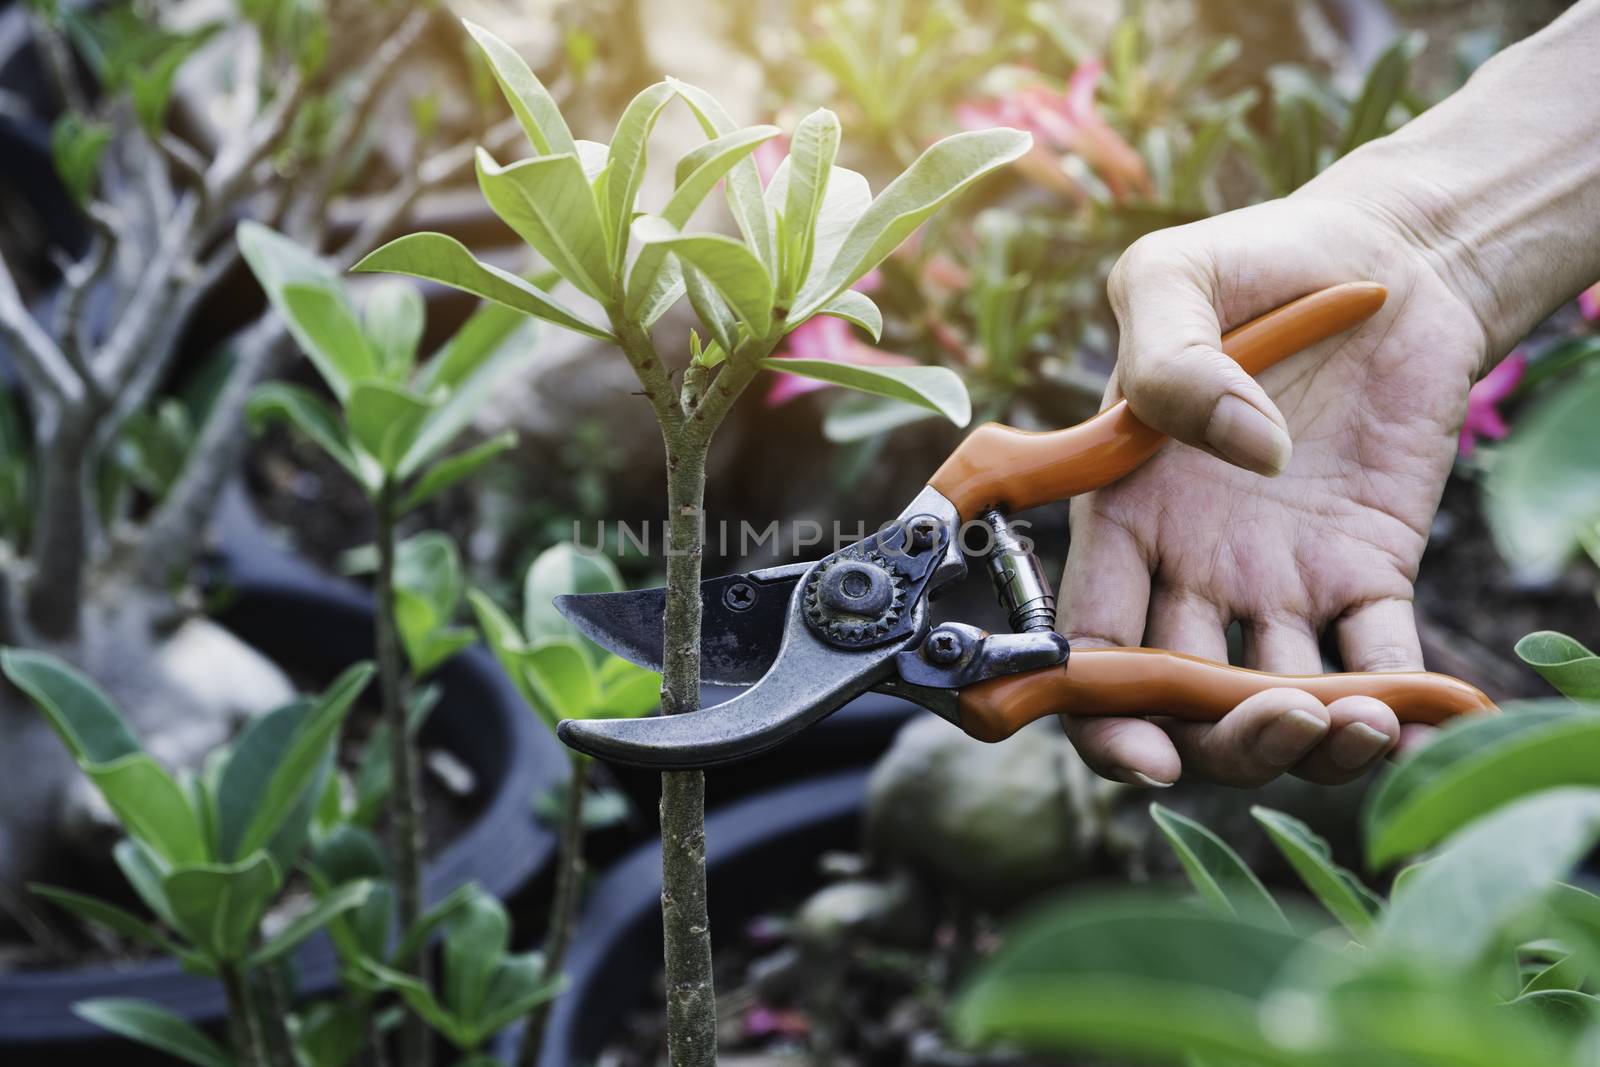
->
xmin=659 ymin=438 xmax=716 ymax=1067
xmin=516 ymin=758 xmax=590 ymax=1067
xmin=375 ymin=482 xmax=429 ymax=1067
xmin=254 ymin=965 xmax=299 ymax=1067
xmin=220 ymin=963 xmax=267 ymax=1067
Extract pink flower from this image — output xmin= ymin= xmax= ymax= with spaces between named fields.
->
xmin=766 ymin=273 xmax=911 ymax=407
xmin=1458 ymin=350 xmax=1527 ymax=456
xmin=744 ymin=1005 xmax=809 ymax=1039
xmin=1579 ymin=280 xmax=1600 ymax=322
xmin=955 ymin=60 xmax=1150 ymax=203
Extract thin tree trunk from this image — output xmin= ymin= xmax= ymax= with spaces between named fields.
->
xmin=374 ymin=483 xmax=429 ymax=1067
xmin=516 ymin=758 xmax=590 ymax=1067
xmin=659 ymin=440 xmax=716 ymax=1067
xmin=220 ymin=963 xmax=267 ymax=1067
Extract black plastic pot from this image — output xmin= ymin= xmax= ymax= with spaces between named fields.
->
xmin=509 ymin=769 xmax=870 ymax=1067
xmin=0 ymin=491 xmax=567 ymax=1062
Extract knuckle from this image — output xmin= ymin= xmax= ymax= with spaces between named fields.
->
xmin=1108 ymin=234 xmax=1168 ymax=297
xmin=1352 ymin=644 xmax=1418 ymax=672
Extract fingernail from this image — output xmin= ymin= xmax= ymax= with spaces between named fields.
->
xmin=1329 ymin=722 xmax=1394 ymax=769
xmin=1205 ymin=393 xmax=1293 ymax=475
xmin=1116 ymin=769 xmax=1174 ymax=788
xmin=1258 ymin=708 xmax=1328 ymax=765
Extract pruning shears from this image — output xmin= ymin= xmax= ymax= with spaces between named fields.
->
xmin=554 ymin=282 xmax=1496 ymax=770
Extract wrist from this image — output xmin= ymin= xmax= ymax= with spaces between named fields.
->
xmin=1299 ymin=1 xmax=1600 ymax=363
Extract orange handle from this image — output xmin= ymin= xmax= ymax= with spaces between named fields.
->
xmin=956 ymin=647 xmax=1496 ymax=743
xmin=927 ymin=282 xmax=1388 ymax=519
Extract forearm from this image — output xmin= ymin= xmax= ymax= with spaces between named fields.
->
xmin=1303 ymin=0 xmax=1600 ymax=360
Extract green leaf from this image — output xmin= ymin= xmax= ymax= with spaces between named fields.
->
xmin=393 ymin=533 xmax=473 ymax=675
xmin=393 ymin=883 xmax=479 ymax=969
xmin=352 ymin=233 xmax=613 ymax=341
xmin=400 ymin=433 xmax=517 ymax=513
xmin=781 ymin=108 xmax=842 ymax=297
xmin=952 ymin=892 xmax=1326 ymax=1064
xmin=667 ymin=78 xmax=773 ymax=267
xmin=605 ymin=81 xmax=676 ymax=270
xmin=628 ymin=254 xmax=685 ymax=332
xmin=523 ymin=542 xmax=624 ymax=643
xmin=633 ymin=217 xmax=774 ymax=335
xmin=1251 ymin=806 xmax=1382 ymax=936
xmin=346 ymin=381 xmax=437 ymax=474
xmin=1482 ymin=366 xmax=1600 ymax=579
xmin=1522 ymin=952 xmax=1586 ymax=994
xmin=238 ymin=223 xmax=374 ymax=399
xmin=1378 ymin=788 xmax=1600 ymax=966
xmin=129 ymin=45 xmax=186 ymax=135
xmin=246 ymin=382 xmax=372 ymax=488
xmin=475 ymin=149 xmax=610 ymax=301
xmin=444 ymin=890 xmax=510 ymax=1026
xmin=758 ymin=357 xmax=971 ymax=426
xmin=467 ymin=589 xmax=544 ymax=727
xmin=30 ymin=884 xmax=184 ymax=956
xmin=1516 ymin=631 xmax=1600 ymax=702
xmin=399 ymin=345 xmax=534 ymax=479
xmin=822 ymin=394 xmax=938 ymax=443
xmin=593 ymin=657 xmax=661 ymax=718
xmin=114 ymin=838 xmax=180 ymax=931
xmin=2 ymin=648 xmax=139 ymax=764
xmin=418 ymin=301 xmax=527 ymax=394
xmin=74 ymin=999 xmax=231 ymax=1067
xmin=812 ymin=289 xmax=882 ymax=341
xmin=88 ymin=753 xmax=207 ymax=866
xmin=216 ymin=697 xmax=312 ymax=862
xmin=293 ymin=1000 xmax=367 ymax=1067
xmin=682 ymin=264 xmax=737 ymax=353
xmin=230 ymin=664 xmax=373 ymax=860
xmin=362 ymin=280 xmax=426 ymax=380
xmin=460 ymin=20 xmax=577 ymax=158
xmin=358 ymin=959 xmax=471 ymax=1048
xmin=1149 ymin=803 xmax=1284 ymax=924
xmin=247 ymin=879 xmax=375 ymax=968
xmin=667 ymin=124 xmax=783 ymax=228
xmin=474 ymin=953 xmax=562 ymax=1037
xmin=624 ymin=124 xmax=782 ymax=321
xmin=793 ymin=166 xmax=871 ymax=294
xmin=164 ymin=851 xmax=283 ymax=960
xmin=1364 ymin=702 xmax=1600 ymax=867
xmin=50 ymin=114 xmax=110 ymax=207
xmin=397 ymin=533 xmax=464 ymax=625
xmin=521 ymin=638 xmax=599 ymax=723
xmin=1338 ymin=31 xmax=1423 ymax=156
xmin=311 ymin=823 xmax=388 ymax=885
xmin=795 ymin=127 xmax=1031 ymax=317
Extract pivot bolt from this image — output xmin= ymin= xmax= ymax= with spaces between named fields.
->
xmin=817 ymin=559 xmax=894 ymax=616
xmin=925 ymin=626 xmax=965 ymax=665
xmin=723 ymin=581 xmax=756 ymax=612
xmin=906 ymin=515 xmax=940 ymax=553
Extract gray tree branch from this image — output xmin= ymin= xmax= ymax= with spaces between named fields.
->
xmin=0 ymin=252 xmax=79 ymax=402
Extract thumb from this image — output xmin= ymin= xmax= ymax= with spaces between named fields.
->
xmin=1108 ymin=243 xmax=1294 ymax=476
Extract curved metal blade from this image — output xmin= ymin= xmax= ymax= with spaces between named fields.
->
xmin=555 ymin=567 xmax=803 ymax=685
xmin=557 ymin=593 xmax=919 ymax=769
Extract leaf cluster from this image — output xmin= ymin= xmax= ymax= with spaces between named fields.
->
xmin=2 ymin=649 xmax=382 ymax=1063
xmin=355 ymin=20 xmax=1027 ymax=427
xmin=240 ymin=222 xmax=527 ymax=515
xmin=956 ymin=698 xmax=1600 ymax=1066
xmin=469 ymin=543 xmax=661 ymax=739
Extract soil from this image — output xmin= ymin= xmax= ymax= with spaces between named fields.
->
xmin=0 ymin=681 xmax=484 ymax=974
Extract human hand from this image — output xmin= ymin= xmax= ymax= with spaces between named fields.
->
xmin=1059 ymin=193 xmax=1491 ymax=787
